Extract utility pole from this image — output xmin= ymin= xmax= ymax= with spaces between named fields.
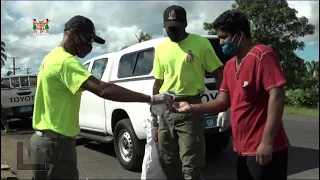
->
xmin=24 ymin=68 xmax=32 ymax=74
xmin=8 ymin=56 xmax=20 ymax=75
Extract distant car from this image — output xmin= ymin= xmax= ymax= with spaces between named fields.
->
xmin=1 ymin=74 xmax=37 ymax=122
xmin=78 ymin=35 xmax=233 ymax=171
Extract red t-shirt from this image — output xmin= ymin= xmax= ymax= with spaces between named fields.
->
xmin=220 ymin=44 xmax=290 ymax=156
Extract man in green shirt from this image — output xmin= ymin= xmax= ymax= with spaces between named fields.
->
xmin=152 ymin=5 xmax=224 ymax=179
xmin=29 ymin=15 xmax=173 ymax=180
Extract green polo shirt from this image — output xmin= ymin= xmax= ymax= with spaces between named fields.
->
xmin=153 ymin=34 xmax=223 ymax=97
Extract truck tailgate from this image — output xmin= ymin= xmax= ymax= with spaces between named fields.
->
xmin=1 ymin=87 xmax=36 ymax=108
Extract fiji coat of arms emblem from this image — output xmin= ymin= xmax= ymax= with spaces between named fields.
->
xmin=186 ymin=50 xmax=194 ymax=63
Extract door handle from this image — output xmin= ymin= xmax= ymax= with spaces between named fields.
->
xmin=17 ymin=91 xmax=32 ymax=96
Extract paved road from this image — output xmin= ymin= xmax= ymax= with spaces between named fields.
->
xmin=1 ymin=115 xmax=319 ymax=179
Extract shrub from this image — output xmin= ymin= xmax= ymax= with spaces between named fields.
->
xmin=285 ymin=88 xmax=319 ymax=108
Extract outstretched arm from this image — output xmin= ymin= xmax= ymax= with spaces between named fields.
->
xmin=81 ymin=76 xmax=151 ymax=103
xmin=191 ymin=91 xmax=230 ymax=114
xmin=59 ymin=57 xmax=171 ymax=104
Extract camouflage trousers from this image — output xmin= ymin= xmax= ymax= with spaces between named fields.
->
xmin=158 ymin=96 xmax=205 ymax=180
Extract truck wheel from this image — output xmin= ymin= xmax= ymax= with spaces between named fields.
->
xmin=114 ymin=118 xmax=144 ymax=172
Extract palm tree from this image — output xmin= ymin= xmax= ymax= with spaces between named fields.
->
xmin=1 ymin=41 xmax=7 ymax=68
xmin=6 ymin=71 xmax=13 ymax=76
xmin=120 ymin=31 xmax=152 ymax=50
xmin=305 ymin=60 xmax=319 ymax=78
xmin=135 ymin=31 xmax=152 ymax=43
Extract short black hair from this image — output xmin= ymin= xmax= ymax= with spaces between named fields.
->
xmin=213 ymin=10 xmax=251 ymax=39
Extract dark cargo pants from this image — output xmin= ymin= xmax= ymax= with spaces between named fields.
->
xmin=158 ymin=96 xmax=205 ymax=180
xmin=28 ymin=131 xmax=79 ymax=180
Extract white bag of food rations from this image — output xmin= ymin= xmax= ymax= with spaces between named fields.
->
xmin=141 ymin=116 xmax=166 ymax=180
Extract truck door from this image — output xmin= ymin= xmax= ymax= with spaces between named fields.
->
xmin=79 ymin=62 xmax=91 ymax=128
xmin=81 ymin=58 xmax=108 ymax=131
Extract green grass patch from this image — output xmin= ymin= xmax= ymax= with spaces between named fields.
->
xmin=284 ymin=106 xmax=319 ymax=117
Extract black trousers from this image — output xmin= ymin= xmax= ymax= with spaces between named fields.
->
xmin=237 ymin=149 xmax=288 ymax=180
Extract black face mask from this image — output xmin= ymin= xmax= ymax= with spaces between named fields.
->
xmin=73 ymin=32 xmax=93 ymax=58
xmin=166 ymin=27 xmax=183 ymax=42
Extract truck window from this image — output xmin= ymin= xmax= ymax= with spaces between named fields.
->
xmin=133 ymin=49 xmax=154 ymax=76
xmin=91 ymin=58 xmax=108 ymax=80
xmin=1 ymin=78 xmax=10 ymax=89
xmin=118 ymin=48 xmax=154 ymax=78
xmin=29 ymin=76 xmax=37 ymax=86
xmin=118 ymin=53 xmax=138 ymax=78
xmin=20 ymin=76 xmax=29 ymax=87
xmin=11 ymin=77 xmax=20 ymax=88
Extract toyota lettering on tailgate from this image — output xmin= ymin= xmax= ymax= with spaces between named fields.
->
xmin=9 ymin=95 xmax=35 ymax=103
xmin=201 ymin=92 xmax=218 ymax=103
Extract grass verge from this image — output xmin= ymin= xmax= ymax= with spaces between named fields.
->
xmin=284 ymin=106 xmax=319 ymax=117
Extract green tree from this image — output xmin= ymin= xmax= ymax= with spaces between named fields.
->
xmin=6 ymin=71 xmax=13 ymax=76
xmin=203 ymin=0 xmax=315 ymax=89
xmin=305 ymin=60 xmax=319 ymax=78
xmin=135 ymin=31 xmax=152 ymax=43
xmin=303 ymin=60 xmax=319 ymax=89
xmin=121 ymin=30 xmax=152 ymax=50
xmin=1 ymin=41 xmax=7 ymax=68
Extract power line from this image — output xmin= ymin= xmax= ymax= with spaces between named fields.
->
xmin=24 ymin=68 xmax=32 ymax=74
xmin=7 ymin=56 xmax=20 ymax=75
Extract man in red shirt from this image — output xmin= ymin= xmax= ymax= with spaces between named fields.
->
xmin=173 ymin=10 xmax=290 ymax=180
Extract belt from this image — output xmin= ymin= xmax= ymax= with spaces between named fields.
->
xmin=174 ymin=94 xmax=201 ymax=102
xmin=35 ymin=130 xmax=73 ymax=139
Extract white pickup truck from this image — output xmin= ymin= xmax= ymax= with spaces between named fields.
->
xmin=78 ymin=35 xmax=233 ymax=171
xmin=1 ymin=74 xmax=37 ymax=122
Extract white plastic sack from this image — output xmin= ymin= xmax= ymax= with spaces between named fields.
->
xmin=141 ymin=116 xmax=167 ymax=180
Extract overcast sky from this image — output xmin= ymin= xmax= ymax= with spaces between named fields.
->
xmin=1 ymin=1 xmax=319 ymax=75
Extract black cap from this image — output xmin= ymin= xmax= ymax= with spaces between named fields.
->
xmin=163 ymin=5 xmax=187 ymax=28
xmin=64 ymin=15 xmax=105 ymax=44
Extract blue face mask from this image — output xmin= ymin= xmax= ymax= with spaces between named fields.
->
xmin=221 ymin=33 xmax=243 ymax=56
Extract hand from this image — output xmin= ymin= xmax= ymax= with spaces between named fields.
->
xmin=217 ymin=109 xmax=230 ymax=132
xmin=150 ymin=93 xmax=174 ymax=107
xmin=172 ymin=101 xmax=193 ymax=113
xmin=256 ymin=142 xmax=273 ymax=165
